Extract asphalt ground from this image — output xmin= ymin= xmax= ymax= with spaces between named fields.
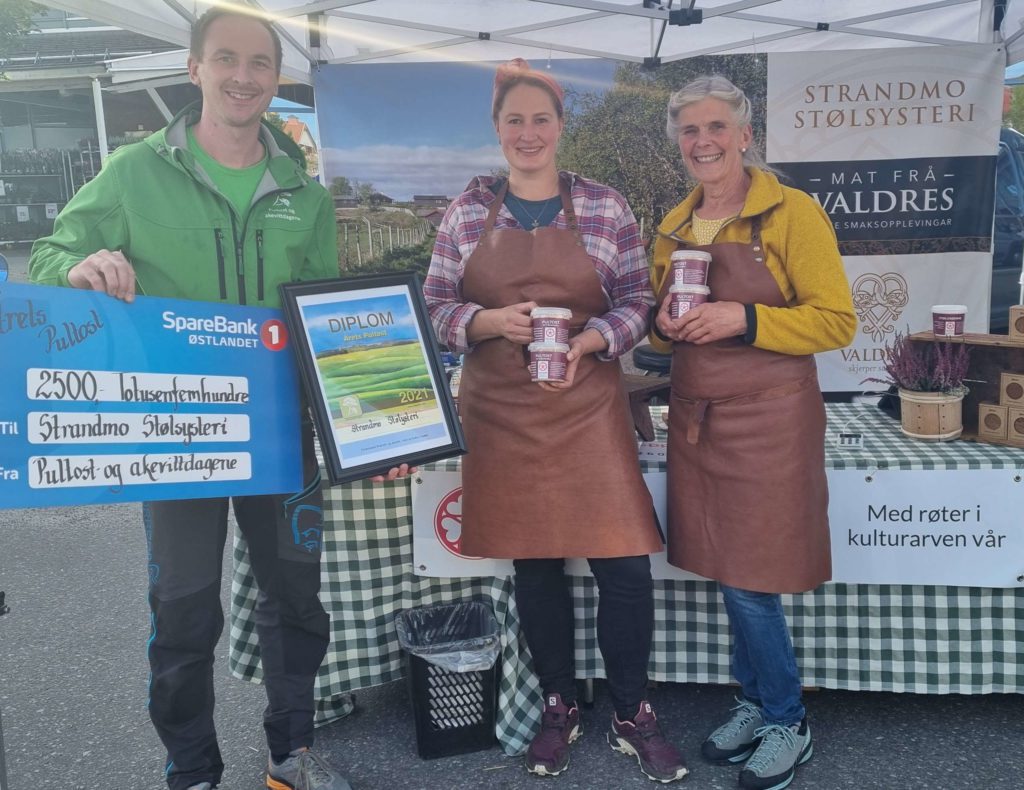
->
xmin=2 ymin=248 xmax=1023 ymax=789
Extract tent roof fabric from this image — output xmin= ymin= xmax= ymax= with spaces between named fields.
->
xmin=37 ymin=1 xmax=1024 ymax=83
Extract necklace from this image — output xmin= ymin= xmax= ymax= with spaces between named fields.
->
xmin=507 ymin=191 xmax=559 ymax=229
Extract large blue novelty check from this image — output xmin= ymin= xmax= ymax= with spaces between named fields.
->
xmin=0 ymin=282 xmax=301 ymax=509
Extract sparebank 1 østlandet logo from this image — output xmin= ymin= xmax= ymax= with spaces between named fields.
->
xmin=433 ymin=487 xmax=481 ymax=559
xmin=267 ymin=191 xmax=301 ymax=222
xmin=852 ymin=272 xmax=908 ymax=344
xmin=162 ymin=310 xmax=288 ymax=352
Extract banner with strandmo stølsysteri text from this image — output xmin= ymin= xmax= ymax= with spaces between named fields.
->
xmin=766 ymin=44 xmax=1003 ymax=391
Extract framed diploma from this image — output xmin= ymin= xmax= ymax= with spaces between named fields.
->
xmin=279 ymin=272 xmax=465 ymax=484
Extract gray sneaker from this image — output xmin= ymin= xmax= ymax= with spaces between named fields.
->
xmin=701 ymin=698 xmax=764 ymax=764
xmin=187 ymin=784 xmax=213 ymax=790
xmin=267 ymin=748 xmax=353 ymax=790
xmin=738 ymin=719 xmax=813 ymax=790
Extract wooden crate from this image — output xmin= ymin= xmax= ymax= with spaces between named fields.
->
xmin=1009 ymin=305 xmax=1024 ymax=340
xmin=1007 ymin=407 xmax=1024 ymax=446
xmin=977 ymin=403 xmax=1008 ymax=442
xmin=1000 ymin=372 xmax=1024 ymax=407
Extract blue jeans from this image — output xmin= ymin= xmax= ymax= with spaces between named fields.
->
xmin=720 ymin=584 xmax=804 ymax=726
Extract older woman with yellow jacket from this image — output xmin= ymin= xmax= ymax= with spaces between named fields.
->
xmin=651 ymin=75 xmax=855 ymax=790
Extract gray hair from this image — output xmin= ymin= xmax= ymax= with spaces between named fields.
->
xmin=666 ymin=74 xmax=770 ymax=172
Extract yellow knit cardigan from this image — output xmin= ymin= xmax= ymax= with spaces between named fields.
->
xmin=650 ymin=167 xmax=857 ymax=356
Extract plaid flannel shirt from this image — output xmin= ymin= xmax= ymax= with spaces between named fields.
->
xmin=423 ymin=171 xmax=653 ymax=360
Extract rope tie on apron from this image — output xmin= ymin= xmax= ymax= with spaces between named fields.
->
xmin=680 ymin=373 xmax=818 ymax=445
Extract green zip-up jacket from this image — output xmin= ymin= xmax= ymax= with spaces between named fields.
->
xmin=29 ymin=103 xmax=338 ymax=308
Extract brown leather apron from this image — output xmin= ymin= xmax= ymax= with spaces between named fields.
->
xmin=458 ymin=177 xmax=662 ymax=559
xmin=662 ymin=220 xmax=830 ymax=593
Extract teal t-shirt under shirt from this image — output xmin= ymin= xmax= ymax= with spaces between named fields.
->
xmin=187 ymin=126 xmax=267 ymax=219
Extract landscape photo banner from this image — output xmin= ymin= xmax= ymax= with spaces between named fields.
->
xmin=0 ymin=282 xmax=302 ymax=509
xmin=766 ymin=44 xmax=1004 ymax=390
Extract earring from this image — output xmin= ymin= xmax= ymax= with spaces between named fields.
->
xmin=741 ymin=148 xmax=747 ymax=153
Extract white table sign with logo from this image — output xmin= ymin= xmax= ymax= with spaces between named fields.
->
xmin=412 ymin=469 xmax=513 ymax=577
xmin=412 ymin=466 xmax=706 ymax=581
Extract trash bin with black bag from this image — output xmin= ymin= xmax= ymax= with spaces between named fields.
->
xmin=395 ymin=601 xmax=501 ymax=759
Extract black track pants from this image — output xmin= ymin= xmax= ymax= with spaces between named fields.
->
xmin=143 ymin=423 xmax=329 ymax=790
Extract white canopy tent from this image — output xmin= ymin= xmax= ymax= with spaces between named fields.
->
xmin=36 ymin=1 xmax=1024 ymax=156
xmin=41 ymin=1 xmax=1024 ymax=77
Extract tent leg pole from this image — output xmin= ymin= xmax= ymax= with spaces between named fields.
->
xmin=0 ymin=707 xmax=9 ymax=790
xmin=92 ymin=77 xmax=109 ymax=164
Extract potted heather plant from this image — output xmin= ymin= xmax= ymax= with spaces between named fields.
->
xmin=865 ymin=330 xmax=971 ymax=441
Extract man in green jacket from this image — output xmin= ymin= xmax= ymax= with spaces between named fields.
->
xmin=30 ymin=9 xmax=353 ymax=790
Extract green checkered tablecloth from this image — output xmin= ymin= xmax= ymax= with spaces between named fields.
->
xmin=823 ymin=402 xmax=1024 ymax=470
xmin=229 ymin=403 xmax=1024 ymax=756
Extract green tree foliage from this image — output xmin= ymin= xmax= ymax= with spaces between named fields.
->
xmin=1005 ymin=85 xmax=1024 ymax=131
xmin=557 ymin=55 xmax=767 ymax=241
xmin=633 ymin=55 xmax=768 ymax=150
xmin=263 ymin=111 xmax=286 ymax=132
xmin=558 ymin=80 xmax=683 ymax=239
xmin=0 ymin=0 xmax=39 ymax=77
xmin=328 ymin=177 xmax=377 ymax=203
xmin=356 ymin=181 xmax=376 ymax=204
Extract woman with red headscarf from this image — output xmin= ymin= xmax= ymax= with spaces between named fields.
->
xmin=424 ymin=60 xmax=687 ymax=783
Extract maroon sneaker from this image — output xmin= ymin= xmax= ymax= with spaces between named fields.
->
xmin=525 ymin=692 xmax=582 ymax=776
xmin=608 ymin=701 xmax=689 ymax=783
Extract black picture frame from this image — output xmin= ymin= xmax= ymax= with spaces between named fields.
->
xmin=279 ymin=272 xmax=465 ymax=484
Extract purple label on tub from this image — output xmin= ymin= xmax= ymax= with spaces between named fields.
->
xmin=529 ymin=350 xmax=567 ymax=382
xmin=932 ymin=313 xmax=965 ymax=337
xmin=670 ymin=290 xmax=709 ymax=319
xmin=532 ymin=317 xmax=569 ymax=345
xmin=671 ymin=257 xmax=709 ymax=286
